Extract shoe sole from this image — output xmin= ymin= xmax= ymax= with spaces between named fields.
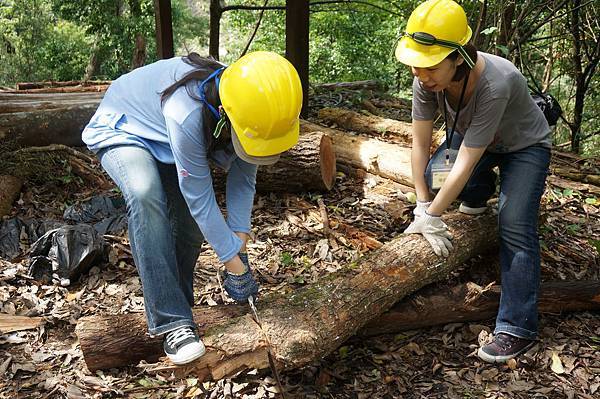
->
xmin=458 ymin=204 xmax=487 ymax=215
xmin=477 ymin=341 xmax=535 ymax=364
xmin=168 ymin=343 xmax=206 ymax=365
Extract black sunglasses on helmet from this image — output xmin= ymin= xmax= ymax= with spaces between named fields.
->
xmin=404 ymin=31 xmax=475 ymax=68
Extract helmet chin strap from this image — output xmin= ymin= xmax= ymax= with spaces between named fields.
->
xmin=197 ymin=66 xmax=229 ymax=138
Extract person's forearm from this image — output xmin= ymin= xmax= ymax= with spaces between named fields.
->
xmin=412 ymin=147 xmax=432 ymax=201
xmin=223 ymin=232 xmax=250 ymax=274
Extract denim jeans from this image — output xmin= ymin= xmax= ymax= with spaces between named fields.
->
xmin=426 ymin=134 xmax=551 ymax=339
xmin=99 ymin=145 xmax=204 ymax=336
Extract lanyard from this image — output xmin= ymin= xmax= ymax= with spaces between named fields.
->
xmin=441 ymin=72 xmax=469 ymax=164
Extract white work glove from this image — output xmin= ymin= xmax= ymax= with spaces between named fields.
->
xmin=413 ymin=200 xmax=432 ymax=218
xmin=405 ymin=212 xmax=453 ymax=257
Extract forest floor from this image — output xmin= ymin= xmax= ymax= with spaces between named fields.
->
xmin=1 ymin=87 xmax=599 ymax=398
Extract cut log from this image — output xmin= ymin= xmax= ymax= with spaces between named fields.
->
xmin=0 ymin=92 xmax=104 ymax=147
xmin=14 ymin=80 xmax=112 ymax=90
xmin=257 ymin=131 xmax=336 ymax=192
xmin=0 ymin=175 xmax=22 ymax=218
xmin=360 ymin=280 xmax=600 ymax=336
xmin=317 ymin=107 xmax=444 ymax=149
xmin=300 ymin=120 xmax=414 ymax=186
xmin=76 ymin=211 xmax=498 ymax=373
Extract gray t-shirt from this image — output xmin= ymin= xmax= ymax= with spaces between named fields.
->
xmin=412 ymin=52 xmax=551 ymax=153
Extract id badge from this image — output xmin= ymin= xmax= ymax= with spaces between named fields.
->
xmin=430 ymin=149 xmax=458 ymax=190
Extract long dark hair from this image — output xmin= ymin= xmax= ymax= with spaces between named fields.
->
xmin=161 ymin=53 xmax=231 ymax=155
xmin=447 ymin=44 xmax=478 ymax=81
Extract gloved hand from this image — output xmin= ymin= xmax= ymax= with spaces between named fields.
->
xmin=404 ymin=212 xmax=453 ymax=257
xmin=413 ymin=200 xmax=432 ymax=218
xmin=223 ymin=253 xmax=259 ymax=302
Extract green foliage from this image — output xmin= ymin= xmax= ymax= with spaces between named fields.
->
xmin=222 ymin=0 xmax=418 ymax=89
xmin=0 ymin=0 xmax=207 ymax=85
xmin=37 ymin=21 xmax=92 ymax=81
xmin=0 ymin=0 xmax=54 ymax=84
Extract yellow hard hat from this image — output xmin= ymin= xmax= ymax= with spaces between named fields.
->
xmin=395 ymin=0 xmax=473 ymax=68
xmin=219 ymin=51 xmax=302 ymax=161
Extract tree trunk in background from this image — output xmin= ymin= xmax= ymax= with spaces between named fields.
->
xmin=209 ymin=0 xmax=222 ymax=59
xmin=568 ymin=0 xmax=584 ymax=154
xmin=129 ymin=0 xmax=147 ymax=70
xmin=83 ymin=39 xmax=101 ymax=81
xmin=471 ymin=0 xmax=488 ymax=49
xmin=76 ymin=212 xmax=498 ymax=372
xmin=131 ymin=34 xmax=147 ymax=69
xmin=498 ymin=3 xmax=515 ymax=56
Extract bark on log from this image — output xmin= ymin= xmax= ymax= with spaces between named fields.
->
xmin=256 ymin=131 xmax=336 ymax=192
xmin=300 ymin=120 xmax=414 ymax=186
xmin=0 ymin=175 xmax=22 ymax=218
xmin=316 ymin=80 xmax=383 ymax=92
xmin=14 ymin=80 xmax=112 ymax=90
xmin=360 ymin=280 xmax=600 ymax=336
xmin=76 ymin=211 xmax=498 ymax=373
xmin=317 ymin=107 xmax=444 ymax=149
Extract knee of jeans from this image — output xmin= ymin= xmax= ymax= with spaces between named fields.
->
xmin=498 ymin=212 xmax=538 ymax=249
xmin=125 ymin=179 xmax=164 ymax=210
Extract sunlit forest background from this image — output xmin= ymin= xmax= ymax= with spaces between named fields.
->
xmin=1 ymin=0 xmax=598 ymax=155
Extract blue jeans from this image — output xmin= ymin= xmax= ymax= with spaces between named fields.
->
xmin=99 ymin=145 xmax=204 ymax=336
xmin=426 ymin=134 xmax=551 ymax=339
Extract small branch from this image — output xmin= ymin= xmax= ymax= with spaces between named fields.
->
xmin=13 ymin=144 xmax=94 ymax=163
xmin=317 ymin=198 xmax=330 ymax=237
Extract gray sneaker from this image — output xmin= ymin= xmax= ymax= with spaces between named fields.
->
xmin=163 ymin=326 xmax=206 ymax=365
xmin=459 ymin=201 xmax=488 ymax=215
xmin=477 ymin=333 xmax=535 ymax=363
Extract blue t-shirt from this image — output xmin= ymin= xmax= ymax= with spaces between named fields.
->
xmin=82 ymin=57 xmax=257 ymax=263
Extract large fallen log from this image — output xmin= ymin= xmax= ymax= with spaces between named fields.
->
xmin=301 ymin=120 xmax=414 ymax=186
xmin=0 ymin=92 xmax=104 ymax=147
xmin=360 ymin=280 xmax=600 ymax=336
xmin=76 ymin=211 xmax=497 ymax=374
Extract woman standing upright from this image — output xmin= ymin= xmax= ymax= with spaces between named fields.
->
xmin=395 ymin=0 xmax=551 ymax=363
xmin=82 ymin=51 xmax=302 ymax=365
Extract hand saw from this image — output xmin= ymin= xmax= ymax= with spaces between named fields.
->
xmin=248 ymin=296 xmax=286 ymax=398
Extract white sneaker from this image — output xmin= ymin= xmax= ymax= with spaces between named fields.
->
xmin=163 ymin=326 xmax=206 ymax=365
xmin=459 ymin=202 xmax=488 ymax=215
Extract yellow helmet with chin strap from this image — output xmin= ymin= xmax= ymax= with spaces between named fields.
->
xmin=395 ymin=0 xmax=473 ymax=68
xmin=219 ymin=51 xmax=302 ymax=161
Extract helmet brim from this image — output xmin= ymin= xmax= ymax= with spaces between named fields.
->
xmin=395 ymin=36 xmax=455 ymax=68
